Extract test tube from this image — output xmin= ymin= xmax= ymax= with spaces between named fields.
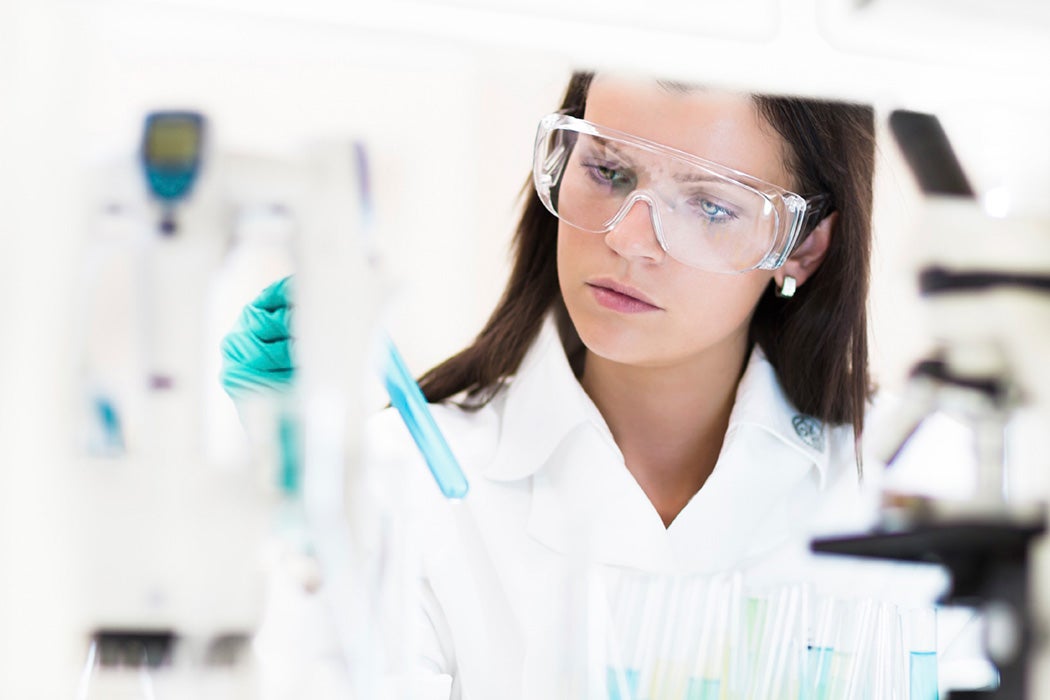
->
xmin=870 ymin=601 xmax=906 ymax=700
xmin=905 ymin=607 xmax=938 ymax=700
xmin=824 ymin=598 xmax=874 ymax=699
xmin=804 ymin=596 xmax=837 ymax=700
xmin=743 ymin=587 xmax=779 ymax=700
xmin=605 ymin=612 xmax=633 ymax=700
xmin=775 ymin=587 xmax=806 ymax=700
xmin=658 ymin=576 xmax=702 ymax=699
xmin=745 ymin=591 xmax=770 ymax=694
xmin=639 ymin=575 xmax=678 ymax=699
xmin=652 ymin=576 xmax=703 ymax=699
xmin=750 ymin=585 xmax=802 ymax=700
xmin=382 ymin=336 xmax=469 ymax=499
xmin=628 ymin=573 xmax=665 ymax=700
xmin=604 ymin=570 xmax=634 ymax=700
xmin=684 ymin=575 xmax=727 ymax=700
xmin=843 ymin=598 xmax=879 ymax=700
xmin=721 ymin=573 xmax=748 ymax=700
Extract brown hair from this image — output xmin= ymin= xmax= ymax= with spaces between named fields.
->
xmin=418 ymin=71 xmax=874 ymax=442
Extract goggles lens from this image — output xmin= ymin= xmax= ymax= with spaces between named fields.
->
xmin=533 ymin=114 xmax=814 ymax=273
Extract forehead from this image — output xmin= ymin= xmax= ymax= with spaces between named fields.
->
xmin=582 ymin=76 xmax=792 ymax=189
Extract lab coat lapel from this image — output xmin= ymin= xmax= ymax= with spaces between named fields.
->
xmin=728 ymin=345 xmax=830 ymax=486
xmin=668 ymin=346 xmax=829 ymax=570
xmin=526 ymin=425 xmax=676 ymax=571
xmin=494 ymin=318 xmax=676 ymax=571
xmin=525 ymin=421 xmax=824 ymax=576
xmin=668 ymin=424 xmax=821 ymax=572
xmin=519 ymin=426 xmax=676 ymax=699
xmin=524 ymin=344 xmax=829 ymax=575
xmin=485 ymin=317 xmax=595 ymax=483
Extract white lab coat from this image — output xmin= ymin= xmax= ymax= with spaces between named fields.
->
xmin=254 ymin=314 xmax=957 ymax=699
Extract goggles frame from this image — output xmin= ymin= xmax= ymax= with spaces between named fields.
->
xmin=532 ymin=113 xmax=831 ymax=273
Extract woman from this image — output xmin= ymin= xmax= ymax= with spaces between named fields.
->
xmin=223 ymin=72 xmax=922 ymax=698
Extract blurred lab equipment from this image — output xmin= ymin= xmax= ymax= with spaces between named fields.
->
xmin=813 ymin=110 xmax=1050 ymax=698
xmin=291 ymin=137 xmax=476 ymax=700
xmin=326 ymin=139 xmax=470 ymax=501
xmin=73 ymin=108 xmax=306 ymax=698
xmin=141 ymin=112 xmax=206 ymax=231
xmin=72 ymin=108 xmax=412 ymax=698
xmin=214 ymin=136 xmax=474 ymax=694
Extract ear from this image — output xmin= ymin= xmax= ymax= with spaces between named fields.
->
xmin=775 ymin=211 xmax=837 ymax=290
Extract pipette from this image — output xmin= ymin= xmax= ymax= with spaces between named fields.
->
xmin=348 ymin=141 xmax=470 ymax=500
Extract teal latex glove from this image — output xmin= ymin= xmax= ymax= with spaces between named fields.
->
xmin=221 ymin=276 xmax=296 ymax=398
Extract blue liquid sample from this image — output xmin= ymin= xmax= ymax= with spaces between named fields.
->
xmin=910 ymin=651 xmax=938 ymax=700
xmin=805 ymin=645 xmax=833 ymax=700
xmin=685 ymin=677 xmax=721 ymax=699
xmin=277 ymin=412 xmax=301 ymax=494
xmin=383 ymin=336 xmax=469 ymax=499
xmin=607 ymin=667 xmax=639 ymax=700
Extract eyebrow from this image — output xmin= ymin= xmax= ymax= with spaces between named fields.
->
xmin=596 ymin=141 xmax=630 ymax=160
xmin=594 ymin=138 xmax=742 ymax=185
xmin=656 ymin=79 xmax=696 ymax=94
xmin=672 ymin=171 xmax=729 ymax=184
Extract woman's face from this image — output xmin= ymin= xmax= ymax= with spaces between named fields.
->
xmin=557 ymin=76 xmax=795 ymax=371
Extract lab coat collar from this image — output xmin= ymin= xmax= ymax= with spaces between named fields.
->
xmin=728 ymin=344 xmax=831 ymax=489
xmin=485 ymin=313 xmax=834 ymax=573
xmin=484 ymin=314 xmax=616 ymax=482
xmin=484 ymin=314 xmax=829 ymax=488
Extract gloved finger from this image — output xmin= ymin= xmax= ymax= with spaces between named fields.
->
xmin=252 ymin=275 xmax=295 ymax=313
xmin=221 ymin=363 xmax=294 ymax=398
xmin=240 ymin=304 xmax=293 ymax=343
xmin=221 ymin=330 xmax=294 ymax=373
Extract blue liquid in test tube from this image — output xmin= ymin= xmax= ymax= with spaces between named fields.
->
xmin=382 ymin=336 xmax=469 ymax=499
xmin=606 ymin=668 xmax=639 ymax=700
xmin=910 ymin=651 xmax=938 ymax=700
xmin=684 ymin=677 xmax=721 ymax=699
xmin=805 ymin=645 xmax=833 ymax=700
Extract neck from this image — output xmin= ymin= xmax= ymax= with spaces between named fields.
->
xmin=580 ymin=337 xmax=750 ymax=528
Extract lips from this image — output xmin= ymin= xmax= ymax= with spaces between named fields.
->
xmin=586 ymin=278 xmax=662 ymax=312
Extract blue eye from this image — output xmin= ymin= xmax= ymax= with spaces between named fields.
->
xmin=696 ymin=198 xmax=735 ymax=223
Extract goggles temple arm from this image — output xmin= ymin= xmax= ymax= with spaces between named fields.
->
xmin=792 ymin=194 xmax=833 ymax=252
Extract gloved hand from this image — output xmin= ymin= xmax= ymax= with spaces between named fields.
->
xmin=221 ymin=276 xmax=296 ymax=398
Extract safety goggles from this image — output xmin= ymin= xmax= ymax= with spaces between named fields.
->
xmin=532 ymin=113 xmax=830 ymax=274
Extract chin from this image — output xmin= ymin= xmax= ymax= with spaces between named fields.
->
xmin=569 ymin=307 xmax=660 ymax=367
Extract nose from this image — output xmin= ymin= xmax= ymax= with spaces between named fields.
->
xmin=603 ymin=196 xmax=667 ymax=263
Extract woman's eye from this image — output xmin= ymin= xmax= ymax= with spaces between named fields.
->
xmin=583 ymin=161 xmax=633 ymax=189
xmin=696 ymin=198 xmax=735 ymax=222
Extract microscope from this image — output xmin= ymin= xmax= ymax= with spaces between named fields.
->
xmin=813 ymin=111 xmax=1050 ymax=698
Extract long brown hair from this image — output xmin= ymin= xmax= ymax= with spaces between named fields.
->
xmin=418 ymin=71 xmax=874 ymax=441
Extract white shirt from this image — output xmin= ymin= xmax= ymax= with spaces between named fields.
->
xmin=255 ymin=315 xmax=957 ymax=699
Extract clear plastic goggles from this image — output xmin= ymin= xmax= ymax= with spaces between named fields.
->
xmin=532 ymin=113 xmax=830 ymax=274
